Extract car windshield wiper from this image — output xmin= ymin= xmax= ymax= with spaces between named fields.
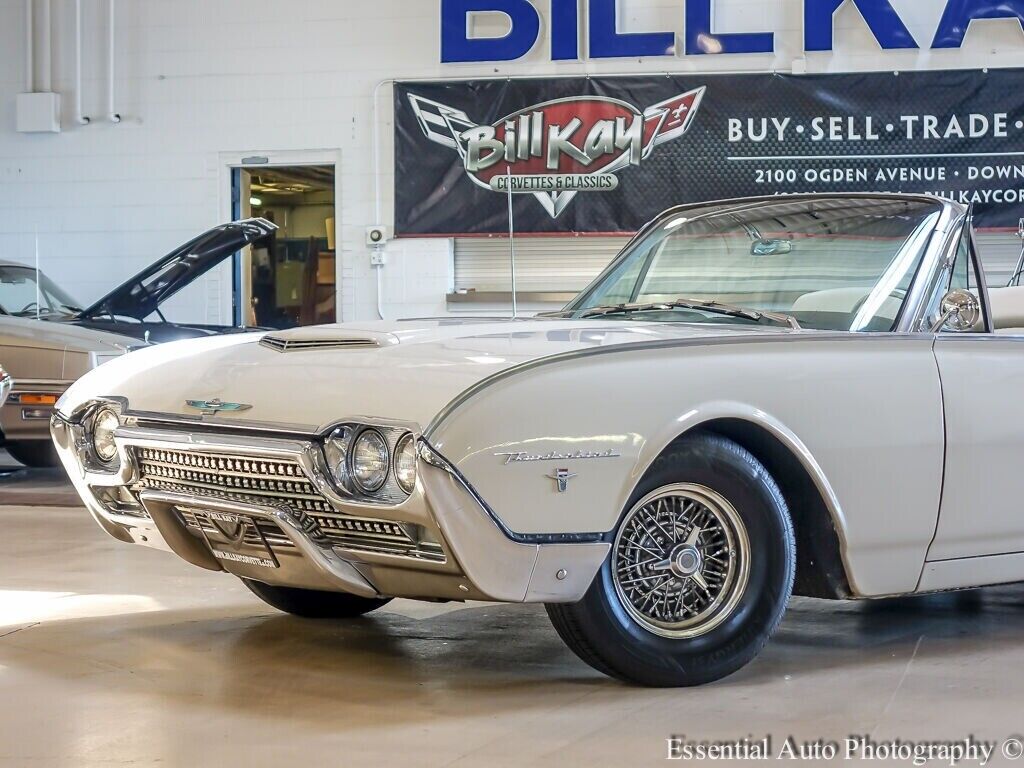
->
xmin=578 ymin=298 xmax=802 ymax=330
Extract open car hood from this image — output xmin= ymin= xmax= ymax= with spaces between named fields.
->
xmin=77 ymin=218 xmax=277 ymax=322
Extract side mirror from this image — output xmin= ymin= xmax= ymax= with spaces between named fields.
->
xmin=931 ymin=289 xmax=981 ymax=333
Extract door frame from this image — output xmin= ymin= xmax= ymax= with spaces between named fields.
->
xmin=217 ymin=149 xmax=341 ymax=326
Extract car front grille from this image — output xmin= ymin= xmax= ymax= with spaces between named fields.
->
xmin=131 ymin=446 xmax=445 ymax=563
xmin=132 ymin=447 xmax=333 ymax=513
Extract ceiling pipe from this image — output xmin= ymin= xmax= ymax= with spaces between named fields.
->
xmin=107 ymin=0 xmax=120 ymax=122
xmin=39 ymin=0 xmax=50 ymax=92
xmin=24 ymin=0 xmax=33 ymax=92
xmin=74 ymin=0 xmax=90 ymax=124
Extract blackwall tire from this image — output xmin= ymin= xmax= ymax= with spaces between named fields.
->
xmin=242 ymin=579 xmax=392 ymax=619
xmin=546 ymin=432 xmax=795 ymax=687
xmin=5 ymin=440 xmax=60 ymax=468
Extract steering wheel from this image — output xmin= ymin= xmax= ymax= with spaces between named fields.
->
xmin=19 ymin=301 xmax=39 ymax=314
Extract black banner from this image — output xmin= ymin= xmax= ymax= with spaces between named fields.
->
xmin=394 ymin=68 xmax=1024 ymax=235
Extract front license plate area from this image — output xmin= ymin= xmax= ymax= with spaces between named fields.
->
xmin=187 ymin=508 xmax=279 ymax=569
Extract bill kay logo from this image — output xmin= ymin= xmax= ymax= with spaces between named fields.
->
xmin=408 ymin=88 xmax=705 ymax=218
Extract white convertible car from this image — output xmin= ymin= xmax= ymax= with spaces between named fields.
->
xmin=52 ymin=194 xmax=1024 ymax=687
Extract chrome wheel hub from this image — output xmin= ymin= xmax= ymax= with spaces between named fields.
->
xmin=612 ymin=483 xmax=751 ymax=639
xmin=670 ymin=544 xmax=703 ymax=578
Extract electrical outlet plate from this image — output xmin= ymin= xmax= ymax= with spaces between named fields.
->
xmin=370 ymin=251 xmax=387 ymax=266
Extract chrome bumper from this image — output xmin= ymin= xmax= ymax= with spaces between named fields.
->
xmin=51 ymin=415 xmax=609 ymax=603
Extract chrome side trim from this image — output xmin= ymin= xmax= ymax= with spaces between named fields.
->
xmin=419 ymin=439 xmax=605 ymax=545
xmin=9 ymin=378 xmax=72 ymax=388
xmin=424 ymin=332 xmax=935 ymax=439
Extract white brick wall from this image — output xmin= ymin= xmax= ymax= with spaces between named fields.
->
xmin=0 ymin=0 xmax=1020 ymax=323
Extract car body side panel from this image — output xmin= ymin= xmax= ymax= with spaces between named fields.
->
xmin=0 ymin=315 xmax=134 ymax=442
xmin=0 ymin=342 xmax=68 ymax=441
xmin=928 ymin=336 xmax=1024 ymax=560
xmin=429 ymin=336 xmax=945 ymax=597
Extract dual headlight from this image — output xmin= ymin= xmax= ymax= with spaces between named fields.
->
xmin=90 ymin=406 xmax=121 ymax=465
xmin=323 ymin=427 xmax=417 ymax=497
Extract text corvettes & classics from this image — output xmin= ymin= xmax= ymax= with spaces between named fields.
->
xmin=52 ymin=194 xmax=1024 ymax=686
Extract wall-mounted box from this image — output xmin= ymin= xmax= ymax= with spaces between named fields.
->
xmin=16 ymin=93 xmax=62 ymax=133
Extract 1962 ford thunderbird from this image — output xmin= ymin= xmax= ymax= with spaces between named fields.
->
xmin=51 ymin=194 xmax=1024 ymax=687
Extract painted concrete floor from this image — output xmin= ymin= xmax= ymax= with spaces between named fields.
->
xmin=1 ymin=504 xmax=1024 ymax=767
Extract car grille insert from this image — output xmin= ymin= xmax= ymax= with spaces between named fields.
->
xmin=133 ymin=447 xmax=331 ymax=512
xmin=131 ymin=446 xmax=445 ymax=563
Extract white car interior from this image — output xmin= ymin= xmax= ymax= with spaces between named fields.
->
xmin=987 ymin=286 xmax=1024 ymax=334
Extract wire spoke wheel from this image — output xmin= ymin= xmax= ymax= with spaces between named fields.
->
xmin=612 ymin=483 xmax=751 ymax=638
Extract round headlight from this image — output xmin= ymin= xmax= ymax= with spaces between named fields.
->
xmin=351 ymin=429 xmax=389 ymax=493
xmin=92 ymin=407 xmax=120 ymax=463
xmin=394 ymin=433 xmax=417 ymax=494
xmin=323 ymin=427 xmax=352 ymax=489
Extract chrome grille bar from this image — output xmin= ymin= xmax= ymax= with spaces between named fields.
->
xmin=131 ymin=446 xmax=445 ymax=564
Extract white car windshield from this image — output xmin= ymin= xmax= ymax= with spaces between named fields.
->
xmin=0 ymin=264 xmax=83 ymax=317
xmin=569 ymin=197 xmax=944 ymax=332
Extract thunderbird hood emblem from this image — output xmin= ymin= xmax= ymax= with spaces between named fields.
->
xmin=185 ymin=398 xmax=253 ymax=416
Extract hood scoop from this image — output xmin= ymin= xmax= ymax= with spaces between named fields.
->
xmin=260 ymin=328 xmax=398 ymax=353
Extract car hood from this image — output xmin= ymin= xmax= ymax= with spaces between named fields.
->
xmin=57 ymin=318 xmax=793 ymax=430
xmin=0 ymin=313 xmax=140 ymax=353
xmin=77 ymin=218 xmax=277 ymax=322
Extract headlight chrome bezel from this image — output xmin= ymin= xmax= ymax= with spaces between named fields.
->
xmin=319 ymin=423 xmax=419 ymax=502
xmin=91 ymin=406 xmax=121 ymax=464
xmin=71 ymin=399 xmax=126 ymax=473
xmin=393 ymin=432 xmax=418 ymax=494
xmin=323 ymin=426 xmax=353 ymax=490
xmin=349 ymin=428 xmax=391 ymax=494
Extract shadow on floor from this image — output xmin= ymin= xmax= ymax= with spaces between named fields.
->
xmin=2 ymin=584 xmax=1024 ymax=731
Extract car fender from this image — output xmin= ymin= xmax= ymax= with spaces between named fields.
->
xmin=427 ymin=334 xmax=944 ymax=597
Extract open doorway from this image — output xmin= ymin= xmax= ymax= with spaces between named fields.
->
xmin=234 ymin=165 xmax=336 ymax=329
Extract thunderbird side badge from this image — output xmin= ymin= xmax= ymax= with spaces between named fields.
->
xmin=185 ymin=398 xmax=253 ymax=416
xmin=547 ymin=468 xmax=578 ymax=494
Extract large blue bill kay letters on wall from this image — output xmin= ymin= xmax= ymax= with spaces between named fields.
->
xmin=440 ymin=0 xmax=1024 ymax=62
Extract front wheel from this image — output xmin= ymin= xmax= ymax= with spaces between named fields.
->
xmin=547 ymin=433 xmax=795 ymax=687
xmin=242 ymin=579 xmax=392 ymax=618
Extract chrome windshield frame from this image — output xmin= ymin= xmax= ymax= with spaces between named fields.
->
xmin=561 ymin=193 xmax=965 ymax=334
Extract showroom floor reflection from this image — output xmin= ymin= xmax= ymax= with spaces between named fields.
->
xmin=1 ymin=505 xmax=1023 ymax=767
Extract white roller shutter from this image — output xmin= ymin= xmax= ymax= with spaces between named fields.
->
xmin=452 ymin=232 xmax=1024 ymax=296
xmin=453 ymin=236 xmax=628 ymax=293
xmin=977 ymin=232 xmax=1023 ymax=286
